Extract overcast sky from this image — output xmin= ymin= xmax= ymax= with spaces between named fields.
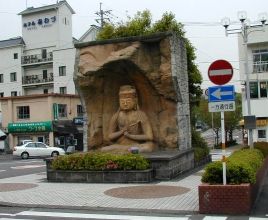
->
xmin=1 ymin=0 xmax=267 ymax=92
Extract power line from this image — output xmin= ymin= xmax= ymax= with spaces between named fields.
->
xmin=95 ymin=2 xmax=112 ymax=28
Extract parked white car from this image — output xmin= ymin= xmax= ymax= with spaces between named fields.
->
xmin=13 ymin=142 xmax=65 ymax=159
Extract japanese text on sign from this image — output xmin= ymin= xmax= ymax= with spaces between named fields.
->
xmin=23 ymin=16 xmax=56 ymax=29
xmin=208 ymin=101 xmax=236 ymax=113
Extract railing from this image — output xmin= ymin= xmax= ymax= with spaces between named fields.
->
xmin=22 ymin=73 xmax=54 ymax=85
xmin=21 ymin=52 xmax=53 ymax=65
xmin=253 ymin=61 xmax=268 ymax=73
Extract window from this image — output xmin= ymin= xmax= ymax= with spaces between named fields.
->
xmin=59 ymin=66 xmax=66 ymax=76
xmin=41 ymin=49 xmax=47 ymax=59
xmin=58 ymin=104 xmax=67 ymax=118
xmin=14 ymin=53 xmax=18 ymax=59
xmin=10 ymin=72 xmax=17 ymax=82
xmin=260 ymin=81 xmax=268 ymax=98
xmin=77 ymin=105 xmax=83 ymax=117
xmin=0 ymin=74 xmax=3 ymax=83
xmin=11 ymin=91 xmax=17 ymax=96
xmin=37 ymin=136 xmax=44 ymax=143
xmin=59 ymin=87 xmax=67 ymax=94
xmin=17 ymin=106 xmax=30 ymax=119
xmin=43 ymin=70 xmax=48 ymax=79
xmin=44 ymin=89 xmax=48 ymax=94
xmin=253 ymin=49 xmax=268 ymax=73
xmin=0 ymin=93 xmax=3 ymax=97
xmin=59 ymin=136 xmax=65 ymax=146
xmin=36 ymin=142 xmax=46 ymax=148
xmin=249 ymin=82 xmax=258 ymax=98
xmin=258 ymin=130 xmax=266 ymax=139
xmin=26 ymin=143 xmax=35 ymax=148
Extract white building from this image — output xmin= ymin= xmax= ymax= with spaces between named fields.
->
xmin=238 ymin=25 xmax=268 ymax=142
xmin=0 ymin=0 xmax=76 ymax=97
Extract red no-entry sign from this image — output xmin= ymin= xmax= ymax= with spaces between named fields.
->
xmin=208 ymin=60 xmax=233 ymax=85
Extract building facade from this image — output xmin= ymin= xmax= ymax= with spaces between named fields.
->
xmin=238 ymin=25 xmax=268 ymax=142
xmin=0 ymin=1 xmax=88 ymax=150
xmin=0 ymin=0 xmax=76 ymax=97
xmin=0 ymin=94 xmax=83 ymax=150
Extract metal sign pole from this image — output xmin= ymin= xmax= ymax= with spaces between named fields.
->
xmin=221 ymin=111 xmax=227 ymax=185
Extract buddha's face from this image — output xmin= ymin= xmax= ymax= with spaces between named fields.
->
xmin=119 ymin=97 xmax=136 ymax=111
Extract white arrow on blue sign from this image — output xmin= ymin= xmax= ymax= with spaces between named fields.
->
xmin=208 ymin=85 xmax=235 ymax=102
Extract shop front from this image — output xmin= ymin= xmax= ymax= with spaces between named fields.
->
xmin=7 ymin=121 xmax=53 ymax=148
xmin=52 ymin=120 xmax=83 ymax=151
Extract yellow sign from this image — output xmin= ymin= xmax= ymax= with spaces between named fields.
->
xmin=256 ymin=119 xmax=267 ymax=126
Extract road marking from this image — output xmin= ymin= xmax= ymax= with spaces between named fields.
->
xmin=0 ymin=170 xmax=6 ymax=173
xmin=17 ymin=211 xmax=188 ymax=219
xmin=0 ymin=218 xmax=33 ymax=220
xmin=250 ymin=218 xmax=268 ymax=220
xmin=11 ymin=164 xmax=45 ymax=169
xmin=0 ymin=213 xmax=16 ymax=216
xmin=203 ymin=217 xmax=227 ymax=220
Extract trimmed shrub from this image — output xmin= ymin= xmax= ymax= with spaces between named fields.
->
xmin=51 ymin=152 xmax=150 ymax=171
xmin=192 ymin=129 xmax=210 ymax=163
xmin=201 ymin=149 xmax=264 ymax=184
xmin=254 ymin=142 xmax=268 ymax=157
xmin=192 ymin=128 xmax=208 ymax=149
xmin=194 ymin=147 xmax=209 ymax=163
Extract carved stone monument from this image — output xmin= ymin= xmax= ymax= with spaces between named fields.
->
xmin=74 ymin=32 xmax=191 ymax=155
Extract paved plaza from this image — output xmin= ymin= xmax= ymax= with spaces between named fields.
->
xmin=0 ymin=168 xmax=203 ymax=214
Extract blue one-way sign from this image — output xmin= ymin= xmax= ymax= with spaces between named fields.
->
xmin=208 ymin=85 xmax=235 ymax=102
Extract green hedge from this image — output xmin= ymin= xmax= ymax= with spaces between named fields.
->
xmin=192 ymin=129 xmax=210 ymax=163
xmin=254 ymin=142 xmax=268 ymax=157
xmin=194 ymin=147 xmax=210 ymax=163
xmin=51 ymin=152 xmax=150 ymax=171
xmin=201 ymin=149 xmax=264 ymax=184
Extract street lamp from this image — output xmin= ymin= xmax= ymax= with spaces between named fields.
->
xmin=221 ymin=12 xmax=267 ymax=149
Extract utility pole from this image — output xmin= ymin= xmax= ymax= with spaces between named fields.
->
xmin=95 ymin=2 xmax=112 ymax=28
xmin=221 ymin=11 xmax=267 ymax=149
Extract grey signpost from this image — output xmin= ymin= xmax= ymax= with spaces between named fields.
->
xmin=208 ymin=60 xmax=234 ymax=185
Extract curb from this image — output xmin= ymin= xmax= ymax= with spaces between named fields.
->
xmin=0 ymin=201 xmax=199 ymax=215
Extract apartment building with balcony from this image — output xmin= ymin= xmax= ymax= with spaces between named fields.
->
xmin=0 ymin=0 xmax=76 ymax=97
xmin=238 ymin=25 xmax=268 ymax=142
xmin=0 ymin=1 xmax=88 ymax=150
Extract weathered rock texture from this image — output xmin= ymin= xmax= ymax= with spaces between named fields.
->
xmin=74 ymin=32 xmax=191 ymax=151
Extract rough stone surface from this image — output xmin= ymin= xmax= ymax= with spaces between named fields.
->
xmin=74 ymin=32 xmax=191 ymax=151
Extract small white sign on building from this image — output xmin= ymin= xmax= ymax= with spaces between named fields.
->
xmin=208 ymin=101 xmax=236 ymax=112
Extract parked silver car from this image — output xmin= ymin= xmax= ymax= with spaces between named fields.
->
xmin=13 ymin=142 xmax=65 ymax=159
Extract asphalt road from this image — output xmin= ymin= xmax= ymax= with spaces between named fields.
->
xmin=201 ymin=128 xmax=243 ymax=147
xmin=0 ymin=155 xmax=46 ymax=179
xmin=0 ymin=207 xmax=266 ymax=219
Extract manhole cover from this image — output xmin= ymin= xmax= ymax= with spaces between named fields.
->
xmin=0 ymin=183 xmax=38 ymax=192
xmin=104 ymin=185 xmax=190 ymax=199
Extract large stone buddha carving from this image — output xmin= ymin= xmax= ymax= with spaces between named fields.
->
xmin=100 ymin=85 xmax=155 ymax=153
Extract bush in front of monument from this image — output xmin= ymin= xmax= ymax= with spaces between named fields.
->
xmin=51 ymin=152 xmax=150 ymax=171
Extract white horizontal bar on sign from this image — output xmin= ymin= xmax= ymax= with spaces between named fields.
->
xmin=209 ymin=69 xmax=232 ymax=76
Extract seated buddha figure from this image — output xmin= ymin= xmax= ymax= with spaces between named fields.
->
xmin=100 ymin=85 xmax=154 ymax=153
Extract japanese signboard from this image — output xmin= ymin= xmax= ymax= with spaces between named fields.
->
xmin=8 ymin=121 xmax=52 ymax=133
xmin=208 ymin=101 xmax=236 ymax=113
xmin=23 ymin=16 xmax=56 ymax=30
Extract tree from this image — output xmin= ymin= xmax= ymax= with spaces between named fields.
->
xmin=97 ymin=10 xmax=203 ymax=126
xmin=196 ymin=93 xmax=243 ymax=147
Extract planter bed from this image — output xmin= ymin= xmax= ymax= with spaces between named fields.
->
xmin=199 ymin=156 xmax=268 ymax=215
xmin=47 ymin=168 xmax=153 ymax=183
xmin=45 ymin=158 xmax=153 ymax=183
